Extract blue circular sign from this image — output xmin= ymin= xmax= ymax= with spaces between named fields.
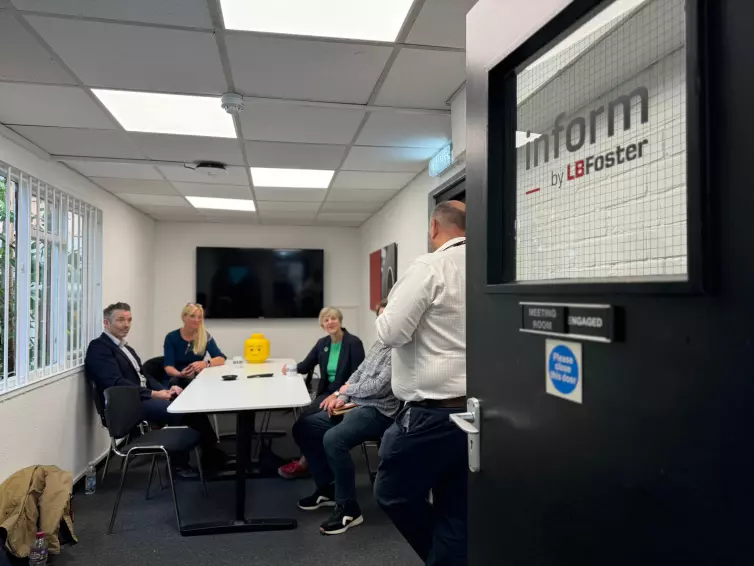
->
xmin=548 ymin=344 xmax=579 ymax=395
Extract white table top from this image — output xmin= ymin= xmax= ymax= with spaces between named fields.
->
xmin=167 ymin=358 xmax=311 ymax=414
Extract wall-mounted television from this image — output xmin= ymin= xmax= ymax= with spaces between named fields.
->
xmin=196 ymin=247 xmax=324 ymax=319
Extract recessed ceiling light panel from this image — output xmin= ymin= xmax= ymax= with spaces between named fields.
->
xmin=250 ymin=167 xmax=334 ymax=189
xmin=220 ymin=0 xmax=414 ymax=42
xmin=187 ymin=196 xmax=256 ymax=211
xmin=92 ymin=89 xmax=236 ymax=138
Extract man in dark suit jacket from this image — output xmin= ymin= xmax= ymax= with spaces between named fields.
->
xmin=85 ymin=302 xmax=223 ymax=474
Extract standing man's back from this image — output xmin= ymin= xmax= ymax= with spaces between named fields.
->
xmin=374 ymin=201 xmax=468 ymax=566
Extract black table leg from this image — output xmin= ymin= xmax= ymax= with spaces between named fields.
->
xmin=179 ymin=410 xmax=298 ymax=536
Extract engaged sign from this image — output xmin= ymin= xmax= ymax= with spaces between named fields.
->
xmin=520 ymin=303 xmax=614 ymax=342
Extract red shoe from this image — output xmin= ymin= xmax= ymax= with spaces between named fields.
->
xmin=278 ymin=460 xmax=309 ymax=480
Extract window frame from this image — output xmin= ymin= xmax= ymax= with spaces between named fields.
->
xmin=483 ymin=0 xmax=712 ymax=295
xmin=0 ymin=160 xmax=103 ymax=396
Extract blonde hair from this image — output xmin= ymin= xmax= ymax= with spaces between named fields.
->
xmin=318 ymin=306 xmax=343 ymax=327
xmin=182 ymin=303 xmax=208 ymax=355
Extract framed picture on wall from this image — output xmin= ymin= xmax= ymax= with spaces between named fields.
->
xmin=369 ymin=243 xmax=398 ymax=310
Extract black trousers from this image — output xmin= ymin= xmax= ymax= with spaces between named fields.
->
xmin=374 ymin=405 xmax=468 ymax=566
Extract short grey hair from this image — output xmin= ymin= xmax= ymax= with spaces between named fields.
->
xmin=432 ymin=202 xmax=466 ymax=232
xmin=104 ymin=302 xmax=131 ymax=322
xmin=319 ymin=306 xmax=343 ymax=326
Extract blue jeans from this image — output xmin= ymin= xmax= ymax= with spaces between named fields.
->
xmin=374 ymin=405 xmax=468 ymax=566
xmin=293 ymin=405 xmax=392 ymax=505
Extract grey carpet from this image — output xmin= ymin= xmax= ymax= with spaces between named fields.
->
xmin=54 ymin=416 xmax=421 ymax=566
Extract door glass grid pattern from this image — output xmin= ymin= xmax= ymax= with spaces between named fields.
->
xmin=514 ymin=0 xmax=687 ymax=282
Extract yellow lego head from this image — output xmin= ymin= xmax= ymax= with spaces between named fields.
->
xmin=244 ymin=333 xmax=270 ymax=364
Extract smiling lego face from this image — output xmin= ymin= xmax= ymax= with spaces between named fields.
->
xmin=245 ymin=334 xmax=270 ymax=363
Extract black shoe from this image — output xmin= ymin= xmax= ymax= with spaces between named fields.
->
xmin=298 ymin=484 xmax=336 ymax=511
xmin=320 ymin=502 xmax=363 ymax=535
xmin=173 ymin=465 xmax=199 ymax=480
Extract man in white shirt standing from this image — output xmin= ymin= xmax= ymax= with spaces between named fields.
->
xmin=374 ymin=201 xmax=467 ymax=566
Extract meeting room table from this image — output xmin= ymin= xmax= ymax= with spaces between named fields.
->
xmin=168 ymin=358 xmax=311 ymax=536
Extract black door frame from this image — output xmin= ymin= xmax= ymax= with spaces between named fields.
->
xmin=428 ymin=168 xmax=466 ymax=213
xmin=483 ymin=0 xmax=712 ymax=295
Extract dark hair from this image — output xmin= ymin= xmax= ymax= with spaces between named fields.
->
xmin=104 ymin=302 xmax=131 ymax=321
xmin=374 ymin=298 xmax=388 ymax=315
xmin=432 ymin=202 xmax=466 ymax=232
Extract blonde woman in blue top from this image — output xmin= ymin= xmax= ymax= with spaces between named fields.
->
xmin=164 ymin=303 xmax=226 ymax=386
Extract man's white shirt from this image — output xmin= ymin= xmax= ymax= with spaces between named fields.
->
xmin=105 ymin=331 xmax=147 ymax=388
xmin=376 ymin=237 xmax=466 ymax=402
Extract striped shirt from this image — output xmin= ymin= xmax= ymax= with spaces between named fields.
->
xmin=338 ymin=339 xmax=399 ymax=417
xmin=376 ymin=237 xmax=466 ymax=402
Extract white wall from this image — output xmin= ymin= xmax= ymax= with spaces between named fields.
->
xmin=0 ymin=133 xmax=155 ymax=484
xmin=151 ymin=222 xmax=362 ymax=364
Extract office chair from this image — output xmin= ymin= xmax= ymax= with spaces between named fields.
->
xmin=103 ymin=386 xmax=207 ymax=534
xmin=361 ymin=439 xmax=380 ymax=485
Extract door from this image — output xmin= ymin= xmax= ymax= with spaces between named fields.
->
xmin=463 ymin=0 xmax=754 ymax=564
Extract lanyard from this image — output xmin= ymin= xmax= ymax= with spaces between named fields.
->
xmin=442 ymin=240 xmax=466 ymax=251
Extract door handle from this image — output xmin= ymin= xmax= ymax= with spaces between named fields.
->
xmin=449 ymin=398 xmax=481 ymax=473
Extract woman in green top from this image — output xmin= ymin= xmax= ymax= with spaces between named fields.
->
xmin=279 ymin=306 xmax=365 ymax=479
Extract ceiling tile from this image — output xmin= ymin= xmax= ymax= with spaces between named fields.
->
xmin=118 ymin=193 xmax=188 ymax=207
xmin=331 ymin=170 xmax=416 ymax=190
xmin=197 ymin=209 xmax=258 ymax=221
xmin=327 ymin=188 xmax=398 ymax=203
xmin=245 ymin=141 xmax=346 ymax=170
xmin=374 ymin=48 xmax=466 ymax=109
xmin=341 ymin=146 xmax=436 ymax=172
xmin=12 ymin=0 xmax=213 ymax=28
xmin=198 ymin=216 xmax=259 ymax=225
xmin=256 ymin=201 xmax=321 ymax=213
xmin=171 ymin=182 xmax=252 ymax=200
xmin=25 ymin=16 xmax=226 ymax=94
xmin=9 ymin=125 xmax=141 ymax=158
xmin=405 ymin=0 xmax=477 ymax=49
xmin=317 ymin=212 xmax=371 ymax=225
xmin=137 ymin=204 xmax=202 ymax=220
xmin=356 ymin=112 xmax=451 ymax=148
xmin=226 ymin=34 xmax=392 ymax=104
xmin=0 ymin=83 xmax=116 ymax=129
xmin=258 ymin=210 xmax=316 ymax=223
xmin=254 ymin=187 xmax=326 ymax=202
xmin=0 ymin=12 xmax=76 ymax=84
xmin=88 ymin=177 xmax=178 ymax=195
xmin=131 ymin=133 xmax=245 ymax=166
xmin=64 ymin=160 xmax=162 ymax=180
xmin=158 ymin=164 xmax=249 ymax=185
xmin=240 ymin=102 xmax=366 ymax=145
xmin=320 ymin=200 xmax=383 ymax=213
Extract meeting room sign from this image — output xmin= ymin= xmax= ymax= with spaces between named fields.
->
xmin=521 ymin=85 xmax=649 ymax=196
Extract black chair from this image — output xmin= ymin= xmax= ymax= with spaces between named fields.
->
xmin=361 ymin=439 xmax=380 ymax=485
xmin=103 ymin=386 xmax=207 ymax=534
xmin=142 ymin=356 xmax=167 ymax=387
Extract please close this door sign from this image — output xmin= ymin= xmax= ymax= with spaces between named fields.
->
xmin=545 ymin=339 xmax=582 ymax=404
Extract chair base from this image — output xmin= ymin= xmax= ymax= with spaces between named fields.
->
xmin=179 ymin=518 xmax=297 ymax=537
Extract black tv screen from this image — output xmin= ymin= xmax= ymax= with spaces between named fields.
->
xmin=196 ymin=247 xmax=324 ymax=319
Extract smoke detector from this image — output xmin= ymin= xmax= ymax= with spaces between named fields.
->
xmin=184 ymin=162 xmax=228 ymax=178
xmin=220 ymin=92 xmax=244 ymax=115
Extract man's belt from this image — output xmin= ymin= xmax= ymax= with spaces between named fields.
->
xmin=410 ymin=396 xmax=466 ymax=409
